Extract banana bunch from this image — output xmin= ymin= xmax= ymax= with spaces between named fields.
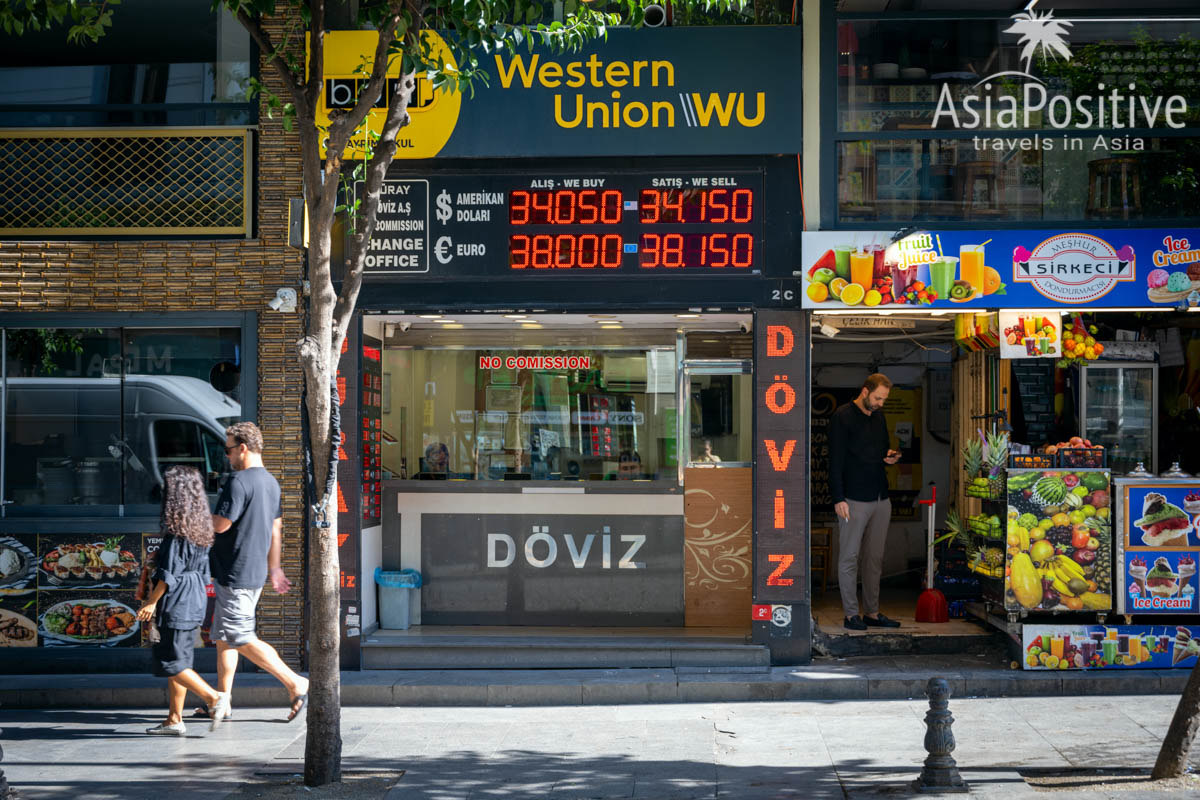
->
xmin=1051 ymin=554 xmax=1089 ymax=597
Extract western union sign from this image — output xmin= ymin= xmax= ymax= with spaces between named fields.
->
xmin=316 ymin=25 xmax=801 ymax=159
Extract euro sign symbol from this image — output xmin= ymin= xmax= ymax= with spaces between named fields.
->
xmin=434 ymin=236 xmax=453 ymax=264
xmin=435 ymin=190 xmax=452 ymax=224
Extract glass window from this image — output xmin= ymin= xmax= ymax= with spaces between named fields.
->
xmin=0 ymin=0 xmax=252 ymax=127
xmin=2 ymin=325 xmax=243 ymax=515
xmin=383 ymin=342 xmax=677 ymax=482
xmin=687 ymin=371 xmax=753 ymax=466
xmin=834 ymin=16 xmax=1200 ymax=224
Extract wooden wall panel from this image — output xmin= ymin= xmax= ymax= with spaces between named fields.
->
xmin=684 ymin=467 xmax=753 ymax=628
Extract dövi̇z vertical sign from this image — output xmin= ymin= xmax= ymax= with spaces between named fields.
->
xmin=753 ymin=310 xmax=810 ymax=663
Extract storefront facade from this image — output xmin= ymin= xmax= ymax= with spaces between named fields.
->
xmin=327 ymin=23 xmax=813 ymax=666
xmin=801 ymin=1 xmax=1200 ymax=669
xmin=0 ymin=7 xmax=306 ymax=670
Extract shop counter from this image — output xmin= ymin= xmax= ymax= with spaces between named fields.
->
xmin=381 ymin=479 xmax=686 ymax=626
xmin=1114 ymin=477 xmax=1200 ymax=618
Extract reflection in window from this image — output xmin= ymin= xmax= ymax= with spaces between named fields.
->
xmin=383 ymin=346 xmax=677 ymax=481
xmin=2 ymin=326 xmax=242 ymax=514
xmin=688 ymin=373 xmax=753 ymax=465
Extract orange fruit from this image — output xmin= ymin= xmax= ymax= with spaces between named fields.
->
xmin=807 ymin=282 xmax=829 ymax=303
xmin=841 ymin=283 xmax=865 ymax=306
xmin=984 ymin=266 xmax=1002 ymax=295
xmin=1094 ymin=343 xmax=1104 ymax=355
xmin=830 ymin=277 xmax=848 ymax=298
xmin=864 ymin=289 xmax=882 ymax=307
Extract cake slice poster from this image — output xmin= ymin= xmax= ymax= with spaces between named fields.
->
xmin=800 ymin=229 xmax=1200 ymax=310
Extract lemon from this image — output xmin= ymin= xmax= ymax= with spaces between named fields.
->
xmin=864 ymin=289 xmax=882 ymax=307
xmin=841 ymin=283 xmax=865 ymax=306
xmin=830 ymin=278 xmax=848 ymax=298
xmin=806 ymin=282 xmax=829 ymax=303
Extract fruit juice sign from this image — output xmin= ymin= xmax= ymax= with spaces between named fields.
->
xmin=1023 ymin=624 xmax=1200 ymax=670
xmin=801 ymin=229 xmax=1200 ymax=310
xmin=1122 ymin=483 xmax=1200 ymax=615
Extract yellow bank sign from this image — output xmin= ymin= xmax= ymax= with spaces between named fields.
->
xmin=316 ymin=25 xmax=800 ymax=159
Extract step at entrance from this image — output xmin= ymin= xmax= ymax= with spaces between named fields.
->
xmin=361 ymin=626 xmax=769 ymax=670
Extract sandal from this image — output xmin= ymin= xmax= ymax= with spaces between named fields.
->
xmin=287 ymin=692 xmax=308 ymax=723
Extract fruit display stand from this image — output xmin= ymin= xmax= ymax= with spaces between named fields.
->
xmin=1114 ymin=476 xmax=1200 ymax=620
xmin=959 ymin=432 xmax=1010 ymax=606
xmin=1005 ymin=468 xmax=1114 ymax=622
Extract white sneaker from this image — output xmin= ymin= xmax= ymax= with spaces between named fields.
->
xmin=146 ymin=721 xmax=186 ymax=736
xmin=210 ymin=693 xmax=232 ymax=731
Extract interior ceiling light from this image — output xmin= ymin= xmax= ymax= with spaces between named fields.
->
xmin=675 ymin=313 xmax=701 ymax=319
xmin=600 ymin=324 xmax=623 ymax=329
xmin=588 ymin=314 xmax=617 ymax=318
xmin=418 ymin=314 xmax=442 ymax=319
xmin=521 ymin=323 xmax=544 ymax=329
xmin=440 ymin=323 xmax=465 ymax=329
xmin=503 ymin=314 xmax=527 ymax=319
xmin=596 ymin=318 xmax=622 ymax=324
xmin=436 ymin=319 xmax=457 ymax=324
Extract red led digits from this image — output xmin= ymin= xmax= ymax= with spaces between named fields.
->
xmin=638 ymin=188 xmax=754 ymax=224
xmin=509 ymin=234 xmax=622 ymax=269
xmin=639 ymin=233 xmax=754 ymax=269
xmin=509 ymin=190 xmax=623 ymax=225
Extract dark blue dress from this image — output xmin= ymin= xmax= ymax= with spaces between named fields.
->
xmin=151 ymin=533 xmax=210 ymax=677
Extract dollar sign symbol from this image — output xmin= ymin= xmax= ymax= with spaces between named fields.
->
xmin=436 ymin=190 xmax=452 ymax=224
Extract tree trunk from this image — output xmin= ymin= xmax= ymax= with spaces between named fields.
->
xmin=301 ymin=204 xmax=343 ymax=786
xmin=1153 ymin=658 xmax=1200 ymax=779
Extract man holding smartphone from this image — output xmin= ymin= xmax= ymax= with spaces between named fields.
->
xmin=829 ymin=373 xmax=902 ymax=631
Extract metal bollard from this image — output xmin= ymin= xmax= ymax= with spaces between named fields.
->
xmin=912 ymin=677 xmax=968 ymax=794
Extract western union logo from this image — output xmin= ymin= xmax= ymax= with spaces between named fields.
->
xmin=495 ymin=53 xmax=765 ymax=129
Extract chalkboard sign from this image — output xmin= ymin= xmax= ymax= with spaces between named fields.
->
xmin=809 ymin=388 xmax=858 ymax=518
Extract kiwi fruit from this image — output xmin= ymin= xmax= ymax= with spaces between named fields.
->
xmin=949 ymin=280 xmax=973 ymax=300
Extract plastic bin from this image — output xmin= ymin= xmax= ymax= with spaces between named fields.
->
xmin=375 ymin=567 xmax=422 ymax=630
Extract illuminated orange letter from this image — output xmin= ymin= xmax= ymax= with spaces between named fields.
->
xmin=767 ymin=553 xmax=795 ymax=586
xmin=774 ymin=489 xmax=785 ymax=529
xmin=764 ymin=439 xmax=796 ymax=471
xmin=766 ymin=325 xmax=793 ymax=357
xmin=765 ymin=380 xmax=796 ymax=414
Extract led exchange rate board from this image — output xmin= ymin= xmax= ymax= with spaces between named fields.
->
xmin=357 ymin=170 xmax=765 ymax=278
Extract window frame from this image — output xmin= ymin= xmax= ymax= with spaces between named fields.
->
xmin=822 ymin=6 xmax=1200 ymax=229
xmin=0 ymin=311 xmax=257 ymax=526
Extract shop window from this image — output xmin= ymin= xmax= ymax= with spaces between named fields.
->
xmin=832 ymin=15 xmax=1200 ymax=224
xmin=686 ymin=369 xmax=753 ymax=467
xmin=0 ymin=0 xmax=253 ymax=127
xmin=382 ymin=342 xmax=677 ymax=482
xmin=1 ymin=325 xmax=243 ymax=516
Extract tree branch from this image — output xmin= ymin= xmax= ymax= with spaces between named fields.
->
xmin=325 ymin=1 xmax=404 ymax=155
xmin=304 ymin=0 xmax=324 ymax=123
xmin=235 ymin=6 xmax=310 ymax=118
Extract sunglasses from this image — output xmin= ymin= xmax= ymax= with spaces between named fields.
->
xmin=224 ymin=443 xmax=243 ymax=454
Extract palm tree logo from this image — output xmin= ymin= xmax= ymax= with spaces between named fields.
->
xmin=1003 ymin=6 xmax=1073 ymax=79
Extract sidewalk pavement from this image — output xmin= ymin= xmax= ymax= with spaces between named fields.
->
xmin=0 ymin=653 xmax=1192 ymax=709
xmin=2 ymin=695 xmax=1198 ymax=799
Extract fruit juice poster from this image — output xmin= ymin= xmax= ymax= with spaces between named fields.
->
xmin=801 ymin=229 xmax=1200 ymax=311
xmin=1023 ymin=624 xmax=1200 ymax=670
xmin=998 ymin=311 xmax=1061 ymax=359
xmin=1124 ymin=484 xmax=1200 ymax=549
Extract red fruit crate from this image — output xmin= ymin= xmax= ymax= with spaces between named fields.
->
xmin=1009 ymin=453 xmax=1054 ymax=469
xmin=1056 ymin=447 xmax=1107 ymax=469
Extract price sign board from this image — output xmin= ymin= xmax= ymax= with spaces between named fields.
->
xmin=357 ymin=169 xmax=765 ymax=279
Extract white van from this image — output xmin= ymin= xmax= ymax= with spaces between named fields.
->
xmin=3 ymin=375 xmax=240 ymax=509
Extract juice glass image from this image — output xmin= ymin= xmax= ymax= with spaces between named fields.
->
xmin=1050 ymin=636 xmax=1064 ymax=660
xmin=1117 ymin=633 xmax=1130 ymax=654
xmin=889 ymin=261 xmax=913 ymax=295
xmin=850 ymin=249 xmax=874 ymax=289
xmin=929 ymin=256 xmax=957 ymax=298
xmin=1160 ymin=634 xmax=1172 ymax=652
xmin=1090 ymin=631 xmax=1105 ymax=644
xmin=1128 ymin=637 xmax=1141 ymax=662
xmin=867 ymin=243 xmax=887 ymax=283
xmin=1106 ymin=628 xmax=1118 ymax=641
xmin=834 ymin=245 xmax=854 ymax=281
xmin=1080 ymin=639 xmax=1097 ymax=662
xmin=1102 ymin=639 xmax=1117 ymax=664
xmin=959 ymin=245 xmax=985 ymax=295
xmin=1024 ymin=316 xmax=1038 ymax=337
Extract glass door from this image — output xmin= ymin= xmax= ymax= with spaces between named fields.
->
xmin=1081 ymin=363 xmax=1157 ymax=475
xmin=682 ymin=360 xmax=753 ymax=468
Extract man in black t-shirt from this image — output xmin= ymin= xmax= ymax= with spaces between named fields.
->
xmin=205 ymin=422 xmax=308 ymax=728
xmin=829 ymin=373 xmax=903 ymax=632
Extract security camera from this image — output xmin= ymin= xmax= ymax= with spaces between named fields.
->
xmin=819 ymin=322 xmax=840 ymax=338
xmin=739 ymin=320 xmax=752 ymax=334
xmin=267 ymin=287 xmax=297 ymax=313
xmin=398 ymin=321 xmax=412 ymax=332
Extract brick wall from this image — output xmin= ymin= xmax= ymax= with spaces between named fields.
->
xmin=0 ymin=16 xmax=308 ymax=666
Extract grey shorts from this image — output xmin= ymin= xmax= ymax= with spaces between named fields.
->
xmin=210 ymin=584 xmax=262 ymax=646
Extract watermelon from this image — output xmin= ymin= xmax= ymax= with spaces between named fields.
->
xmin=808 ymin=249 xmax=835 ymax=279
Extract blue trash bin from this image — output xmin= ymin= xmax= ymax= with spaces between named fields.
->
xmin=375 ymin=567 xmax=422 ymax=630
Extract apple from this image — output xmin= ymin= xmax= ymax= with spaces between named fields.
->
xmin=813 ymin=267 xmax=835 ymax=285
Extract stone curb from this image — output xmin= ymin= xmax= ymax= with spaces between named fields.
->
xmin=0 ymin=667 xmax=1187 ymax=709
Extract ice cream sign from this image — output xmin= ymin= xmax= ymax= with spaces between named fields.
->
xmin=1012 ymin=233 xmax=1135 ymax=304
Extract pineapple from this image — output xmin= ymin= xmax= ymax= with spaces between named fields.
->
xmin=939 ymin=509 xmax=966 ymax=549
xmin=985 ymin=431 xmax=1009 ymax=499
xmin=963 ymin=438 xmax=983 ymax=480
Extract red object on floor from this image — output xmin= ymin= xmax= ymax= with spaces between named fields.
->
xmin=915 ymin=587 xmax=950 ymax=623
xmin=914 ymin=483 xmax=949 ymax=623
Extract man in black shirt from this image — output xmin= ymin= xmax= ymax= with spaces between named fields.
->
xmin=206 ymin=421 xmax=308 ymax=727
xmin=830 ymin=373 xmax=902 ymax=631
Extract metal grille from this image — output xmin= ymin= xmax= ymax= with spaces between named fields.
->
xmin=0 ymin=128 xmax=252 ymax=236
